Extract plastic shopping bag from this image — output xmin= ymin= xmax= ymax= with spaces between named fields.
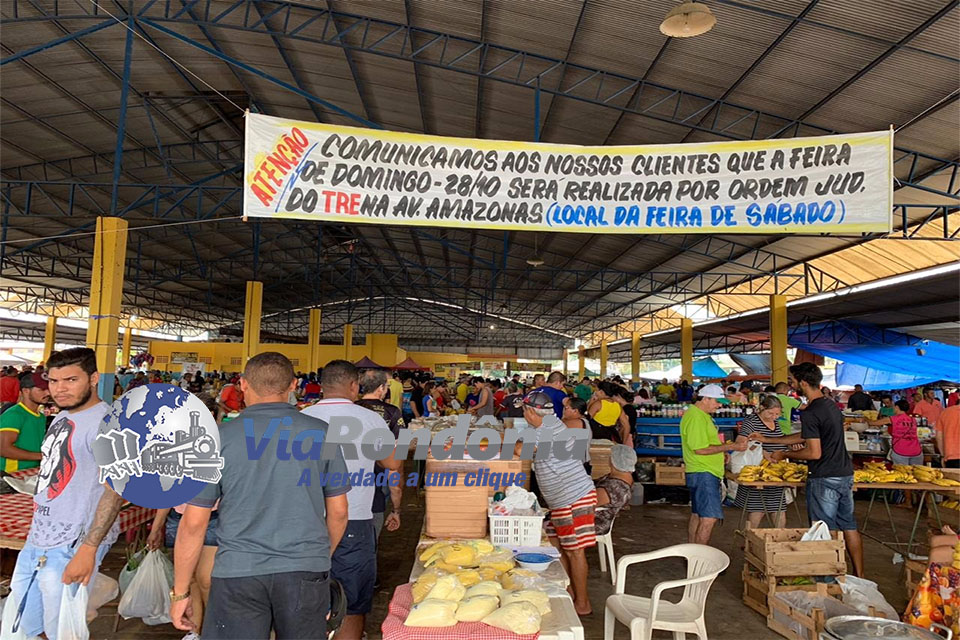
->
xmin=117 ymin=550 xmax=172 ymax=624
xmin=118 ymin=549 xmax=146 ymax=594
xmin=840 ymin=574 xmax=899 ymax=621
xmin=0 ymin=594 xmax=28 ymax=640
xmin=56 ymin=584 xmax=89 ymax=640
xmin=86 ymin=573 xmax=120 ymax=622
xmin=729 ymin=441 xmax=763 ymax=474
xmin=800 ymin=520 xmax=831 ymax=541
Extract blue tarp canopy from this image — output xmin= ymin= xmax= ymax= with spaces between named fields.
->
xmin=693 ymin=357 xmax=728 ymax=379
xmin=789 ymin=320 xmax=960 ymax=389
xmin=730 ymin=353 xmax=770 ymax=375
xmin=835 ymin=362 xmax=946 ymax=390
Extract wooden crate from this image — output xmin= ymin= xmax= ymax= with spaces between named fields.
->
xmin=745 ymin=528 xmax=846 ymax=577
xmin=742 ymin=563 xmax=842 ymax=617
xmin=767 ymin=586 xmax=885 ymax=640
xmin=655 ymin=463 xmax=686 ymax=486
xmin=905 ymin=558 xmax=927 ymax=596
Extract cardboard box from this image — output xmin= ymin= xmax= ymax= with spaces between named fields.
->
xmin=745 ymin=528 xmax=846 ymax=577
xmin=590 ymin=444 xmax=613 ymax=479
xmin=654 ymin=462 xmax=685 ymax=485
xmin=424 ymin=460 xmax=489 ymax=538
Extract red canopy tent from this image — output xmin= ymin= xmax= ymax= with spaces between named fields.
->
xmin=354 ymin=356 xmax=384 ymax=369
xmin=393 ymin=357 xmax=427 ymax=370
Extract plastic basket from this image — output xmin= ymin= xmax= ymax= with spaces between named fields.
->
xmin=488 ymin=511 xmax=545 ymax=546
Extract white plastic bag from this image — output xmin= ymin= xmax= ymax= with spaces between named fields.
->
xmin=86 ymin=573 xmax=119 ymax=622
xmin=117 ymin=550 xmax=172 ymax=624
xmin=801 ymin=520 xmax=831 ymax=541
xmin=56 ymin=585 xmax=89 ymax=640
xmin=118 ymin=549 xmax=146 ymax=594
xmin=729 ymin=441 xmax=763 ymax=473
xmin=840 ymin=575 xmax=899 ymax=621
xmin=0 ymin=594 xmax=28 ymax=640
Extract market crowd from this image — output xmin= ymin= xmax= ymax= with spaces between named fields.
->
xmin=1 ymin=354 xmax=958 ymax=638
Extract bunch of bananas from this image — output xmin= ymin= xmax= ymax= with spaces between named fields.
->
xmin=854 ymin=461 xmax=919 ymax=484
xmin=737 ymin=459 xmax=807 ymax=483
xmin=941 ymin=500 xmax=960 ymax=511
xmin=908 ymin=465 xmax=960 ymax=486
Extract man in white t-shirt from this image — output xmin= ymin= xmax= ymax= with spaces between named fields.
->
xmin=302 ymin=360 xmax=403 ymax=639
xmin=9 ymin=348 xmax=124 ymax=640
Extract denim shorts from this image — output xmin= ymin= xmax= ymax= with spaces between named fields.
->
xmin=9 ymin=540 xmax=111 ymax=640
xmin=686 ymin=472 xmax=724 ymax=520
xmin=807 ymin=476 xmax=857 ymax=531
xmin=166 ymin=511 xmax=219 ymax=547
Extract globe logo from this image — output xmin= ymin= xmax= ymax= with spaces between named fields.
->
xmin=93 ymin=384 xmax=223 ymax=508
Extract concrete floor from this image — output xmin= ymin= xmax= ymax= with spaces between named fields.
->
xmin=88 ymin=487 xmax=950 ymax=639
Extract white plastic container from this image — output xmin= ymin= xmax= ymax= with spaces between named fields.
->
xmin=488 ymin=510 xmax=545 ymax=546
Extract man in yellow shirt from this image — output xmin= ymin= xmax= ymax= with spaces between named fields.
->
xmin=455 ymin=374 xmax=470 ymax=406
xmin=387 ymin=372 xmax=404 ymax=411
xmin=656 ymin=378 xmax=676 ymax=401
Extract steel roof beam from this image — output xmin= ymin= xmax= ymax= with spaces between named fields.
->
xmin=768 ymin=0 xmax=958 ymax=137
xmin=678 ymin=0 xmax=821 ymax=144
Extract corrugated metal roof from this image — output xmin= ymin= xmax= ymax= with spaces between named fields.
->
xmin=1 ymin=0 xmax=957 ymax=348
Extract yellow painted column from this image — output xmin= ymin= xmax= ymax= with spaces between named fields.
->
xmin=121 ymin=327 xmax=133 ymax=368
xmin=242 ymin=281 xmax=263 ymax=364
xmin=578 ymin=345 xmax=585 ymax=379
xmin=43 ymin=316 xmax=57 ymax=363
xmin=600 ymin=339 xmax=608 ymax=379
xmin=631 ymin=331 xmax=641 ymax=382
xmin=681 ymin=318 xmax=693 ymax=381
xmin=343 ymin=324 xmax=353 ymax=361
xmin=308 ymin=308 xmax=322 ymax=373
xmin=770 ymin=294 xmax=789 ymax=384
xmin=86 ymin=217 xmax=127 ymax=398
xmin=562 ymin=349 xmax=569 ymax=377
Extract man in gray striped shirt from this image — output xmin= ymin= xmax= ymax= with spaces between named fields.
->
xmin=519 ymin=391 xmax=597 ymax=616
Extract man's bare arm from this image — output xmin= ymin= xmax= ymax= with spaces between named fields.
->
xmin=83 ymin=485 xmax=124 ymax=547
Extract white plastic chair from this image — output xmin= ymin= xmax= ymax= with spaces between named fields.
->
xmin=596 ymin=509 xmax=617 ymax=585
xmin=604 ymin=543 xmax=729 ymax=640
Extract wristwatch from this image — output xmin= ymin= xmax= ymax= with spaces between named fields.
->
xmin=169 ymin=589 xmax=191 ymax=603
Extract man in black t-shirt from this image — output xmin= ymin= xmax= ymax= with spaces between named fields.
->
xmin=758 ymin=363 xmax=863 ymax=577
xmin=356 ymin=368 xmax=404 ymax=539
xmin=846 ymin=385 xmax=874 ymax=412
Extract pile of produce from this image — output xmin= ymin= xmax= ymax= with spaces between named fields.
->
xmin=853 ymin=463 xmax=960 ymax=485
xmin=941 ymin=500 xmax=960 ymax=512
xmin=737 ymin=459 xmax=808 ymax=483
xmin=405 ymin=539 xmax=549 ymax=632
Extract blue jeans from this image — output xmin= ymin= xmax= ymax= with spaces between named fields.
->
xmin=807 ymin=476 xmax=857 ymax=531
xmin=9 ymin=540 xmax=111 ymax=640
xmin=686 ymin=472 xmax=724 ymax=520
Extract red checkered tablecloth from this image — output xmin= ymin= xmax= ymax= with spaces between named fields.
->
xmin=0 ymin=469 xmax=155 ymax=550
xmin=381 ymin=583 xmax=539 ymax=640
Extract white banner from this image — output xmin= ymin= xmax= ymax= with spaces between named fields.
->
xmin=243 ymin=113 xmax=893 ymax=234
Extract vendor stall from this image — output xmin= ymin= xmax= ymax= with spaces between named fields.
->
xmin=635 ymin=416 xmax=741 ymax=456
xmin=0 ymin=469 xmax=154 ymax=551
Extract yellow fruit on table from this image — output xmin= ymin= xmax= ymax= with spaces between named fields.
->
xmin=931 ymin=478 xmax=960 ymax=487
xmin=454 ymin=569 xmax=481 ymax=587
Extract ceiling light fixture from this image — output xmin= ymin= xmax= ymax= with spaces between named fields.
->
xmin=660 ymin=2 xmax=716 ymax=38
xmin=526 ymin=234 xmax=545 ymax=267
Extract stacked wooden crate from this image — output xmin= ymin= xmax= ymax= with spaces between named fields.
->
xmin=741 ymin=528 xmax=846 ymax=619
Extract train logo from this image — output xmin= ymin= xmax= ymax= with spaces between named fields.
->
xmin=140 ymin=411 xmax=224 ymax=483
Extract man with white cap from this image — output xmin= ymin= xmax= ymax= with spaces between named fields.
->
xmin=680 ymin=383 xmax=747 ymax=545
